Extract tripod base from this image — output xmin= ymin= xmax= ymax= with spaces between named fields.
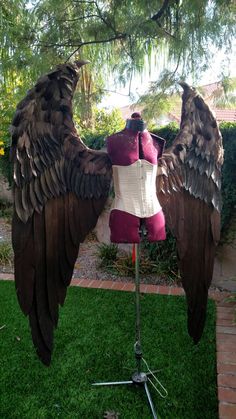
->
xmin=92 ymin=371 xmax=158 ymax=419
xmin=92 ymin=242 xmax=167 ymax=418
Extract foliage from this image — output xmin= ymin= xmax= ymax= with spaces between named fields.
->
xmin=137 ymin=83 xmax=174 ymax=123
xmin=0 ymin=281 xmax=217 ymax=418
xmin=97 ymin=243 xmax=119 ymax=267
xmin=97 ymin=234 xmax=179 ymax=281
xmin=0 ymin=147 xmax=11 ymax=185
xmin=0 ymin=242 xmax=13 ymax=266
xmin=137 ymin=76 xmax=182 ymax=123
xmin=1 ymin=0 xmax=236 ymax=137
xmin=31 ymin=0 xmax=236 ymax=84
xmin=152 ymin=122 xmax=179 ymax=149
xmin=97 ymin=248 xmax=160 ymax=278
xmin=0 ymin=201 xmax=13 ymax=223
xmin=142 ymin=228 xmax=179 ymax=282
xmin=0 ymin=141 xmax=4 ymax=156
xmin=220 ymin=122 xmax=236 ymax=230
xmin=214 ymin=76 xmax=236 ymax=109
xmin=82 ymin=107 xmax=124 ymax=149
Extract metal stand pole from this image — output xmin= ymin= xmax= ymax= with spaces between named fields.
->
xmin=92 ymin=241 xmax=167 ymax=418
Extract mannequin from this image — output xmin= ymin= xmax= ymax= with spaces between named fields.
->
xmin=106 ymin=112 xmax=166 ymax=243
xmin=99 ymin=113 xmax=168 ymax=419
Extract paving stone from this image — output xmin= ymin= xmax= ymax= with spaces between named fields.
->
xmin=217 ymin=334 xmax=236 ymax=344
xmin=217 ymin=326 xmax=236 ymax=335
xmin=218 ymin=387 xmax=236 ymax=404
xmin=217 ymin=352 xmax=236 ymax=364
xmin=99 ymin=281 xmax=115 ymax=290
xmin=217 ymin=319 xmax=236 ymax=327
xmin=140 ymin=284 xmax=147 ymax=293
xmin=158 ymin=286 xmax=171 ymax=295
xmin=218 ymin=374 xmax=236 ymax=389
xmin=218 ymin=364 xmax=236 ymax=375
xmin=217 ymin=307 xmax=236 ymax=314
xmin=169 ymin=287 xmax=185 ymax=296
xmin=219 ymin=402 xmax=236 ymax=419
xmin=217 ymin=341 xmax=236 ymax=353
xmin=112 ymin=282 xmax=126 ymax=291
xmin=122 ymin=283 xmax=135 ymax=292
xmin=217 ymin=312 xmax=235 ymax=320
xmin=0 ymin=273 xmax=14 ymax=280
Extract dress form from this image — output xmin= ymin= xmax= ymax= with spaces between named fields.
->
xmin=106 ymin=112 xmax=166 ymax=243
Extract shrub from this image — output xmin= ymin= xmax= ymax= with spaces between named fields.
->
xmin=142 ymin=228 xmax=179 ymax=281
xmin=97 ymin=243 xmax=118 ymax=268
xmin=0 ymin=242 xmax=13 ymax=267
xmin=152 ymin=122 xmax=179 ymax=149
xmin=82 ymin=108 xmax=124 ymax=150
xmin=0 ymin=202 xmax=13 ymax=224
xmin=96 ymin=236 xmax=179 ymax=281
xmin=220 ymin=122 xmax=236 ymax=230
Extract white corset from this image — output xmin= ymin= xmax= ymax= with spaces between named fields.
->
xmin=111 ymin=159 xmax=162 ymax=218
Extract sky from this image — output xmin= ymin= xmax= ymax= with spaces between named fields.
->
xmin=100 ymin=44 xmax=236 ymax=110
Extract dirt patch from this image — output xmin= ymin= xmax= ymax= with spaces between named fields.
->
xmin=2 ymin=216 xmax=235 ymax=291
xmin=0 ymin=217 xmax=177 ymax=286
xmin=0 ymin=218 xmax=11 ymax=243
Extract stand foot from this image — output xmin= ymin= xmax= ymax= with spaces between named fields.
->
xmin=92 ymin=380 xmax=132 ymax=386
xmin=93 ymin=371 xmax=159 ymax=419
xmin=144 ymin=382 xmax=158 ymax=419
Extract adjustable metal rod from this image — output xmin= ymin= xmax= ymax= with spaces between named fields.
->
xmin=92 ymin=233 xmax=167 ymax=419
xmin=134 ymin=243 xmax=142 ymax=374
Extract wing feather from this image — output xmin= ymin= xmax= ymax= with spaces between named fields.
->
xmin=157 ymin=83 xmax=223 ymax=342
xmin=11 ymin=62 xmax=112 ymax=365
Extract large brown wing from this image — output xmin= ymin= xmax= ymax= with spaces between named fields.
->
xmin=157 ymin=82 xmax=223 ymax=343
xmin=11 ymin=62 xmax=112 ymax=365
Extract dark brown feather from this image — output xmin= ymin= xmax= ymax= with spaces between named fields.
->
xmin=157 ymin=83 xmax=223 ymax=343
xmin=11 ymin=62 xmax=112 ymax=365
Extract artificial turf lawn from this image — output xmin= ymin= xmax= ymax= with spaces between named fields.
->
xmin=0 ymin=281 xmax=217 ymax=419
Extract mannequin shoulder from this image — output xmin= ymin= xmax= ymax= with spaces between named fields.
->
xmin=150 ymin=133 xmax=166 ymax=157
xmin=106 ymin=129 xmax=126 ymax=143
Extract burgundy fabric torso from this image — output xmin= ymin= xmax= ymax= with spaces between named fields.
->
xmin=107 ymin=128 xmax=164 ymax=165
xmin=107 ymin=128 xmax=166 ymax=243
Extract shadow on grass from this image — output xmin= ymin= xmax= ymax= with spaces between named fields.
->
xmin=0 ymin=281 xmax=217 ymax=418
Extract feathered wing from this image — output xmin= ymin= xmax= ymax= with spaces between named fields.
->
xmin=11 ymin=62 xmax=112 ymax=365
xmin=157 ymin=82 xmax=223 ymax=343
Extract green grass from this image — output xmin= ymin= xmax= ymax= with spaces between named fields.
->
xmin=0 ymin=281 xmax=217 ymax=419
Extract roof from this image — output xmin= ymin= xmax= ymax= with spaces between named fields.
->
xmin=168 ymin=108 xmax=236 ymax=123
xmin=199 ymin=82 xmax=223 ymax=99
xmin=212 ymin=109 xmax=236 ymax=122
xmin=119 ymin=81 xmax=236 ymax=123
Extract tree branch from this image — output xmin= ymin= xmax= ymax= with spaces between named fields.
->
xmin=94 ymin=0 xmax=117 ymax=35
xmin=37 ymin=0 xmax=175 ymax=62
xmin=58 ymin=15 xmax=101 ymax=23
xmin=103 ymin=89 xmax=130 ymax=97
xmin=151 ymin=0 xmax=170 ymax=21
xmin=72 ymin=1 xmax=96 ymax=4
xmin=64 ymin=34 xmax=126 ymax=62
xmin=150 ymin=0 xmax=176 ymax=39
